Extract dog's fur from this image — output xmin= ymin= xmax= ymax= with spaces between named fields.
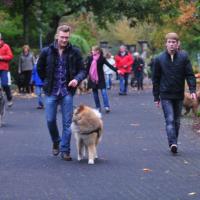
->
xmin=183 ymin=91 xmax=200 ymax=116
xmin=71 ymin=105 xmax=103 ymax=164
xmin=76 ymin=79 xmax=89 ymax=95
xmin=0 ymin=89 xmax=6 ymax=127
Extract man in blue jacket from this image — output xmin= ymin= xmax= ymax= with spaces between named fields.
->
xmin=37 ymin=25 xmax=86 ymax=161
xmin=152 ymin=32 xmax=196 ymax=154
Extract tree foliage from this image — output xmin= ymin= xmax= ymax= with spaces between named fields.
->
xmin=0 ymin=0 xmax=163 ymax=45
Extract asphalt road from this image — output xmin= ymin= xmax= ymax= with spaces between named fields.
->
xmin=0 ymin=85 xmax=200 ymax=200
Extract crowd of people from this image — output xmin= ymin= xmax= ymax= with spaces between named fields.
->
xmin=0 ymin=25 xmax=196 ymax=159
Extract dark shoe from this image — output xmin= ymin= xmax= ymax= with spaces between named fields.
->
xmin=37 ymin=105 xmax=44 ymax=109
xmin=52 ymin=142 xmax=60 ymax=156
xmin=119 ymin=92 xmax=124 ymax=95
xmin=119 ymin=92 xmax=127 ymax=96
xmin=170 ymin=144 xmax=178 ymax=154
xmin=61 ymin=152 xmax=72 ymax=161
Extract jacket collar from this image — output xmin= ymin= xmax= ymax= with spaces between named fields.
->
xmin=165 ymin=50 xmax=178 ymax=57
xmin=50 ymin=41 xmax=72 ymax=53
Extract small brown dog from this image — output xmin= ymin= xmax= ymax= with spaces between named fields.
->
xmin=71 ymin=105 xmax=103 ymax=164
xmin=76 ymin=79 xmax=89 ymax=95
xmin=183 ymin=91 xmax=200 ymax=116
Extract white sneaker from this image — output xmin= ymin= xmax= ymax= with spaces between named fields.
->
xmin=7 ymin=101 xmax=13 ymax=107
xmin=105 ymin=107 xmax=110 ymax=113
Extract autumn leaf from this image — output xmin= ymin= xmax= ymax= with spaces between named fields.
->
xmin=143 ymin=168 xmax=152 ymax=173
xmin=188 ymin=192 xmax=196 ymax=196
xmin=130 ymin=123 xmax=140 ymax=127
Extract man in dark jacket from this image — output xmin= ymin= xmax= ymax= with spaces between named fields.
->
xmin=37 ymin=25 xmax=86 ymax=161
xmin=152 ymin=32 xmax=196 ymax=154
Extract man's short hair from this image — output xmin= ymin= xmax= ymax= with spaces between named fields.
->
xmin=120 ymin=45 xmax=127 ymax=50
xmin=55 ymin=25 xmax=71 ymax=40
xmin=165 ymin=32 xmax=179 ymax=41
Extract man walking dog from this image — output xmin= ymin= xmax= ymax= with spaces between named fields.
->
xmin=37 ymin=25 xmax=86 ymax=161
xmin=152 ymin=32 xmax=196 ymax=154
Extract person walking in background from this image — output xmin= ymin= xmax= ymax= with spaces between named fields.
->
xmin=103 ymin=52 xmax=115 ymax=90
xmin=37 ymin=25 xmax=86 ymax=161
xmin=115 ymin=45 xmax=134 ymax=95
xmin=0 ymin=33 xmax=14 ymax=107
xmin=132 ymin=52 xmax=145 ymax=91
xmin=152 ymin=32 xmax=196 ymax=154
xmin=18 ymin=45 xmax=34 ymax=94
xmin=147 ymin=57 xmax=154 ymax=80
xmin=31 ymin=55 xmax=44 ymax=109
xmin=87 ymin=46 xmax=116 ymax=113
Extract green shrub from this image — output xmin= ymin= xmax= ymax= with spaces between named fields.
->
xmin=70 ymin=34 xmax=90 ymax=55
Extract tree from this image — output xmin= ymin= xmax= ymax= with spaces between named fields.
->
xmin=0 ymin=0 xmax=162 ymax=45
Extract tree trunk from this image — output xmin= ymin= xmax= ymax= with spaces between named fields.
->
xmin=23 ymin=0 xmax=33 ymax=44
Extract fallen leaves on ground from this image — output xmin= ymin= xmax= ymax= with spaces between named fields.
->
xmin=183 ymin=160 xmax=189 ymax=164
xmin=130 ymin=123 xmax=140 ymax=127
xmin=143 ymin=168 xmax=152 ymax=173
xmin=188 ymin=192 xmax=196 ymax=196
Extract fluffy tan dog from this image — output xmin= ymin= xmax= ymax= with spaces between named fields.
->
xmin=183 ymin=91 xmax=200 ymax=116
xmin=71 ymin=105 xmax=103 ymax=164
xmin=76 ymin=79 xmax=89 ymax=95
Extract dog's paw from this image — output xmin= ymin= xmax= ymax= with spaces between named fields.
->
xmin=88 ymin=159 xmax=94 ymax=164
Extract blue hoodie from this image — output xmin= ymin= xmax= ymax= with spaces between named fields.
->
xmin=32 ymin=64 xmax=43 ymax=86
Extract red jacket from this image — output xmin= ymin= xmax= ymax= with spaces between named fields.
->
xmin=0 ymin=41 xmax=14 ymax=71
xmin=115 ymin=52 xmax=134 ymax=75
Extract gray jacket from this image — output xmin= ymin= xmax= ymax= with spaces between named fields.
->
xmin=18 ymin=53 xmax=34 ymax=73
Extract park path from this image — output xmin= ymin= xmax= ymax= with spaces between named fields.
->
xmin=0 ymin=85 xmax=200 ymax=200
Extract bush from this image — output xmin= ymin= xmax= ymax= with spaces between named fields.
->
xmin=70 ymin=34 xmax=90 ymax=55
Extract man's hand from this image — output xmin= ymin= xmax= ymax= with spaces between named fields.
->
xmin=154 ymin=101 xmax=160 ymax=108
xmin=68 ymin=79 xmax=78 ymax=88
xmin=191 ymin=92 xmax=197 ymax=100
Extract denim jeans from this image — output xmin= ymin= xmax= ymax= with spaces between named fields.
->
xmin=35 ymin=86 xmax=43 ymax=106
xmin=105 ymin=74 xmax=112 ymax=89
xmin=92 ymin=88 xmax=110 ymax=109
xmin=45 ymin=94 xmax=73 ymax=154
xmin=0 ymin=70 xmax=12 ymax=101
xmin=136 ymin=74 xmax=143 ymax=90
xmin=119 ymin=73 xmax=129 ymax=94
xmin=161 ymin=99 xmax=183 ymax=146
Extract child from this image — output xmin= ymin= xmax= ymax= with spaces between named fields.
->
xmin=31 ymin=58 xmax=44 ymax=109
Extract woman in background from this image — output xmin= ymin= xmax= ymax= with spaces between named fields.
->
xmin=87 ymin=46 xmax=116 ymax=113
xmin=18 ymin=45 xmax=34 ymax=93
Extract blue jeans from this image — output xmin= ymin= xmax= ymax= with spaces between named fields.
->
xmin=105 ymin=74 xmax=112 ymax=89
xmin=161 ymin=99 xmax=183 ymax=146
xmin=0 ymin=70 xmax=12 ymax=101
xmin=35 ymin=86 xmax=43 ymax=106
xmin=119 ymin=73 xmax=129 ymax=94
xmin=92 ymin=88 xmax=110 ymax=109
xmin=45 ymin=94 xmax=73 ymax=154
xmin=136 ymin=74 xmax=143 ymax=90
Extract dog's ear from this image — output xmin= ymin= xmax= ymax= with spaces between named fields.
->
xmin=77 ymin=104 xmax=85 ymax=113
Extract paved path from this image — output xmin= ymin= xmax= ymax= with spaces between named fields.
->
xmin=0 ymin=86 xmax=200 ymax=200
